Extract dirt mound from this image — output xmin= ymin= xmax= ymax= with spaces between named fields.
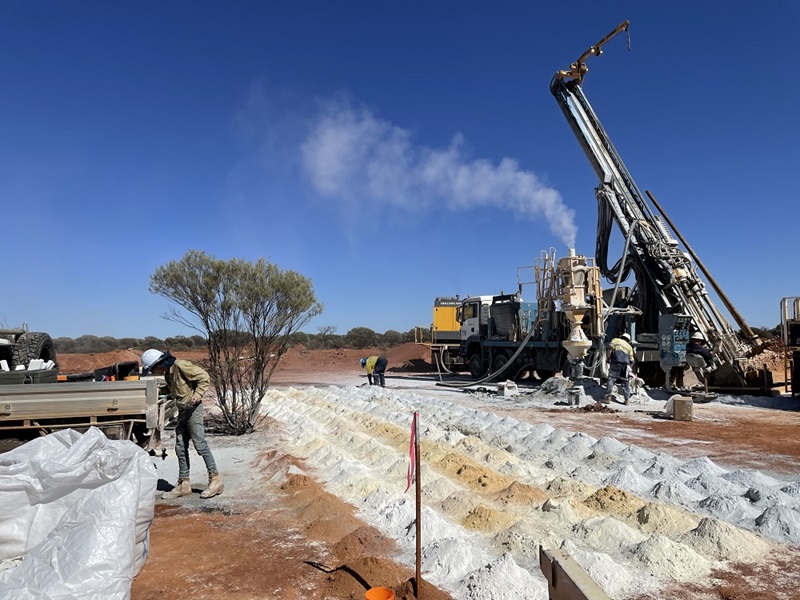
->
xmin=57 ymin=342 xmax=432 ymax=376
xmin=252 ymin=447 xmax=306 ymax=478
xmin=435 ymin=454 xmax=514 ymax=493
xmin=325 ymin=555 xmax=453 ymax=600
xmin=462 ymin=503 xmax=518 ymax=532
xmin=305 ymin=513 xmax=364 ymax=542
xmin=279 ymin=346 xmax=367 ymax=370
xmin=57 ymin=349 xmax=142 ymax=374
xmin=494 ymin=481 xmax=549 ymax=506
xmin=387 ymin=343 xmax=431 ymax=372
xmin=279 ymin=343 xmax=430 ymax=372
xmin=280 ymin=474 xmax=327 ymax=509
xmin=299 ymin=494 xmax=355 ymax=522
xmin=332 ymin=526 xmax=397 ymax=563
xmin=584 ymin=484 xmax=647 ymax=514
xmin=280 ymin=472 xmax=318 ymax=493
xmin=745 ymin=347 xmax=787 ymax=383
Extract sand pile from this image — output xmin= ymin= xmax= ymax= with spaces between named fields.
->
xmin=261 ymin=385 xmax=799 ymax=598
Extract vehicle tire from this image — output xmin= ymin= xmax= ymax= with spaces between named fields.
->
xmin=468 ymin=354 xmax=484 ymax=379
xmin=12 ymin=332 xmax=56 ymax=370
xmin=492 ymin=353 xmax=510 ymax=381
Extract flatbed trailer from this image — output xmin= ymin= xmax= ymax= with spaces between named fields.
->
xmin=0 ymin=378 xmax=166 ymax=452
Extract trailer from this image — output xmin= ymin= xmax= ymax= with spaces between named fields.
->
xmin=0 ymin=376 xmax=168 ymax=452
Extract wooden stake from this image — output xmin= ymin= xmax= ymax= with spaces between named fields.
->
xmin=415 ymin=411 xmax=422 ymax=599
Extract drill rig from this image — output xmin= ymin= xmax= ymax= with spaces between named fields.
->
xmin=550 ymin=21 xmax=766 ymax=389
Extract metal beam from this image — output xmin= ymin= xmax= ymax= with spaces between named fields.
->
xmin=539 ymin=547 xmax=611 ymax=600
xmin=0 ymin=379 xmax=157 ymax=422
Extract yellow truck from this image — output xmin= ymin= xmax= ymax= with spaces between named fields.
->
xmin=416 ymin=296 xmax=465 ymax=372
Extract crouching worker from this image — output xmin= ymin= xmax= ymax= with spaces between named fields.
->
xmin=360 ymin=355 xmax=388 ymax=387
xmin=685 ymin=331 xmax=714 ymax=385
xmin=605 ymin=332 xmax=635 ymax=405
xmin=669 ymin=331 xmax=714 ymax=391
xmin=141 ymin=349 xmax=224 ymax=499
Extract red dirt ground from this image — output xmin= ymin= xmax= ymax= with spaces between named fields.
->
xmin=52 ymin=343 xmax=799 ymax=599
xmin=59 ymin=344 xmax=452 ymax=600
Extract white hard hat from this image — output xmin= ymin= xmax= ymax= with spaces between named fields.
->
xmin=690 ymin=331 xmax=705 ymax=341
xmin=620 ymin=332 xmax=631 ymax=341
xmin=141 ymin=348 xmax=167 ymax=374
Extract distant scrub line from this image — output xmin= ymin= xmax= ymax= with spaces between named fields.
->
xmin=53 ymin=326 xmax=421 ymax=354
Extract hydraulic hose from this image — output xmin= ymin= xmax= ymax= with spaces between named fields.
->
xmin=436 ymin=318 xmax=540 ymax=389
xmin=433 ymin=347 xmax=455 ymax=381
xmin=608 ymin=221 xmax=638 ymax=309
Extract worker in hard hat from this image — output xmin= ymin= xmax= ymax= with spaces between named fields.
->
xmin=360 ymin=355 xmax=388 ymax=387
xmin=604 ymin=332 xmax=635 ymax=404
xmin=686 ymin=331 xmax=714 ymax=385
xmin=686 ymin=331 xmax=713 ymax=364
xmin=669 ymin=331 xmax=714 ymax=390
xmin=141 ymin=349 xmax=224 ymax=500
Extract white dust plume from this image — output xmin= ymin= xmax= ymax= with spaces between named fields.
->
xmin=301 ymin=98 xmax=577 ymax=248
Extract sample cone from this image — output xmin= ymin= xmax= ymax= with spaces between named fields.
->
xmin=365 ymin=587 xmax=394 ymax=600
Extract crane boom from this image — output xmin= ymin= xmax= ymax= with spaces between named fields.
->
xmin=550 ymin=22 xmax=761 ymax=387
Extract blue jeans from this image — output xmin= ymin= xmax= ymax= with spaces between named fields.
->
xmin=175 ymin=403 xmax=218 ymax=479
xmin=371 ymin=356 xmax=388 ymax=386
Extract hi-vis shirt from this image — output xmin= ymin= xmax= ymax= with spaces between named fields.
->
xmin=365 ymin=356 xmax=379 ymax=374
xmin=607 ymin=338 xmax=634 ymax=365
xmin=165 ymin=359 xmax=211 ymax=409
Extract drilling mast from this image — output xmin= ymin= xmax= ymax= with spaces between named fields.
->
xmin=550 ymin=21 xmax=763 ymax=387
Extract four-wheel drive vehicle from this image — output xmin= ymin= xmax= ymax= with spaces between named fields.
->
xmin=0 ymin=326 xmax=168 ymax=451
xmin=0 ymin=374 xmax=167 ymax=452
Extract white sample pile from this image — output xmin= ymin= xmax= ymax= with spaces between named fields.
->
xmin=261 ymin=385 xmax=799 ymax=599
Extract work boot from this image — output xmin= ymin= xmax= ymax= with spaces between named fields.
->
xmin=161 ymin=478 xmax=192 ymax=499
xmin=200 ymin=473 xmax=224 ymax=499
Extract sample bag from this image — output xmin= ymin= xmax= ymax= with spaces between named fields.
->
xmin=0 ymin=427 xmax=157 ymax=599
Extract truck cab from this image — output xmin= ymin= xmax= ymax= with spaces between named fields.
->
xmin=457 ymin=294 xmax=549 ymax=380
xmin=457 ymin=296 xmax=492 ymax=346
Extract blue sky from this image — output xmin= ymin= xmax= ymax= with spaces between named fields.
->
xmin=1 ymin=1 xmax=797 ymax=339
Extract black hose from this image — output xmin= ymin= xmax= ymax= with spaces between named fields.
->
xmin=436 ymin=318 xmax=541 ymax=389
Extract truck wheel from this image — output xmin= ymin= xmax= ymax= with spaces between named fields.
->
xmin=12 ymin=332 xmax=56 ymax=370
xmin=468 ymin=354 xmax=484 ymax=379
xmin=492 ymin=354 xmax=510 ymax=381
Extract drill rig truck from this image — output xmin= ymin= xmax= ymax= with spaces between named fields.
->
xmin=457 ymin=249 xmax=607 ymax=383
xmin=547 ymin=21 xmax=768 ymax=390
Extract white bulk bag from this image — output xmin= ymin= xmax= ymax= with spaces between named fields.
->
xmin=0 ymin=427 xmax=157 ymax=599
